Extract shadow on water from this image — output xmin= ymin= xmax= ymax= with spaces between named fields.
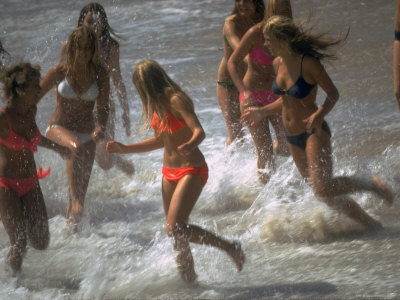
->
xmin=16 ymin=274 xmax=81 ymax=294
xmin=205 ymin=281 xmax=337 ymax=299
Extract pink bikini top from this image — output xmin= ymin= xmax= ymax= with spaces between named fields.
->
xmin=0 ymin=109 xmax=42 ymax=152
xmin=249 ymin=27 xmax=273 ymax=66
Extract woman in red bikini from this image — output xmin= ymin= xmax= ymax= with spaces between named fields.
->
xmin=217 ymin=0 xmax=265 ymax=146
xmin=0 ymin=62 xmax=70 ymax=274
xmin=228 ymin=0 xmax=292 ymax=183
xmin=106 ymin=59 xmax=245 ymax=282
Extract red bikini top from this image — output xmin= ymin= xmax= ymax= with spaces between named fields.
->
xmin=151 ymin=110 xmax=187 ymax=134
xmin=0 ymin=109 xmax=42 ymax=152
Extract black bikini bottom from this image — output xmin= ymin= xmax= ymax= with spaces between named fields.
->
xmin=286 ymin=121 xmax=331 ymax=150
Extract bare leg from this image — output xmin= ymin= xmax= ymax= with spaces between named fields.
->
xmin=46 ymin=126 xmax=96 ymax=227
xmin=241 ymin=100 xmax=275 ymax=184
xmin=217 ymin=84 xmax=244 ymax=146
xmin=162 ymin=175 xmax=245 ymax=282
xmin=293 ymin=131 xmax=385 ymax=229
xmin=22 ymin=185 xmax=49 ymax=250
xmin=0 ymin=188 xmax=27 ymax=274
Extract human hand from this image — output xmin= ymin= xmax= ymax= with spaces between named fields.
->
xmin=177 ymin=142 xmax=193 ymax=156
xmin=240 ymin=107 xmax=264 ymax=127
xmin=303 ymin=111 xmax=323 ymax=134
xmin=106 ymin=141 xmax=125 ymax=154
xmin=122 ymin=111 xmax=131 ymax=136
xmin=92 ymin=126 xmax=105 ymax=142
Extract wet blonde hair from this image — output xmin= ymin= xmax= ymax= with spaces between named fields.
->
xmin=132 ymin=59 xmax=194 ymax=134
xmin=0 ymin=62 xmax=40 ymax=102
xmin=66 ymin=26 xmax=101 ymax=74
xmin=263 ymin=15 xmax=348 ymax=60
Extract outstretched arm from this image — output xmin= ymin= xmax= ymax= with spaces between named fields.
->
xmin=39 ymin=136 xmax=71 ymax=159
xmin=92 ymin=68 xmax=110 ymax=142
xmin=240 ymin=98 xmax=283 ymax=127
xmin=106 ymin=135 xmax=164 ymax=154
xmin=110 ymin=44 xmax=131 ymax=136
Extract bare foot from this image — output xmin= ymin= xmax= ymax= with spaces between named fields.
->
xmin=176 ymin=249 xmax=197 ymax=283
xmin=227 ymin=241 xmax=245 ymax=272
xmin=6 ymin=247 xmax=23 ymax=275
xmin=371 ymin=177 xmax=394 ymax=206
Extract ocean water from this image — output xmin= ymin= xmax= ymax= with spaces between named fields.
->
xmin=0 ymin=0 xmax=400 ymax=299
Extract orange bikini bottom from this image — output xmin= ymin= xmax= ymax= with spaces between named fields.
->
xmin=162 ymin=163 xmax=208 ymax=186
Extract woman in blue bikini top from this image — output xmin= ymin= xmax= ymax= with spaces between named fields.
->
xmin=241 ymin=15 xmax=394 ymax=230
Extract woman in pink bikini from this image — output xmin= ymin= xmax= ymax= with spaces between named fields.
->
xmin=0 ymin=62 xmax=70 ymax=274
xmin=217 ymin=0 xmax=265 ymax=146
xmin=228 ymin=0 xmax=292 ymax=183
xmin=106 ymin=59 xmax=245 ymax=282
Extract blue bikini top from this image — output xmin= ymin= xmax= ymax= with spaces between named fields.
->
xmin=272 ymin=55 xmax=316 ymax=99
xmin=57 ymin=78 xmax=99 ymax=102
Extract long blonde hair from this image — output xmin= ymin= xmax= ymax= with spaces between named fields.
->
xmin=132 ymin=59 xmax=194 ymax=134
xmin=66 ymin=26 xmax=101 ymax=74
xmin=263 ymin=15 xmax=348 ymax=60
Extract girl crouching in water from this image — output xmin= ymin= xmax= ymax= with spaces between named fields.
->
xmin=106 ymin=59 xmax=245 ymax=282
xmin=0 ymin=63 xmax=69 ymax=274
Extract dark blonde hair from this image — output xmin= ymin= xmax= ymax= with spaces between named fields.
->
xmin=263 ymin=15 xmax=348 ymax=60
xmin=78 ymin=3 xmax=120 ymax=48
xmin=0 ymin=62 xmax=40 ymax=102
xmin=132 ymin=59 xmax=194 ymax=134
xmin=231 ymin=0 xmax=265 ymax=23
xmin=263 ymin=0 xmax=293 ymax=22
xmin=66 ymin=26 xmax=101 ymax=74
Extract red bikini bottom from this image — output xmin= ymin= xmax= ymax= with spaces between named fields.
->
xmin=162 ymin=163 xmax=208 ymax=186
xmin=0 ymin=168 xmax=50 ymax=197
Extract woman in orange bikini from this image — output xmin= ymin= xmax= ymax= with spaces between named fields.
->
xmin=217 ymin=0 xmax=265 ymax=146
xmin=228 ymin=0 xmax=292 ymax=183
xmin=106 ymin=59 xmax=245 ymax=282
xmin=0 ymin=63 xmax=70 ymax=274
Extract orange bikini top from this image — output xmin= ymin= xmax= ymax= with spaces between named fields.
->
xmin=0 ymin=109 xmax=42 ymax=152
xmin=151 ymin=110 xmax=187 ymax=134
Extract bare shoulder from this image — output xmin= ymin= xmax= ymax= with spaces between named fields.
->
xmin=170 ymin=92 xmax=192 ymax=112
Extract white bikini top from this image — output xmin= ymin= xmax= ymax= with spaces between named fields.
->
xmin=57 ymin=78 xmax=99 ymax=102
